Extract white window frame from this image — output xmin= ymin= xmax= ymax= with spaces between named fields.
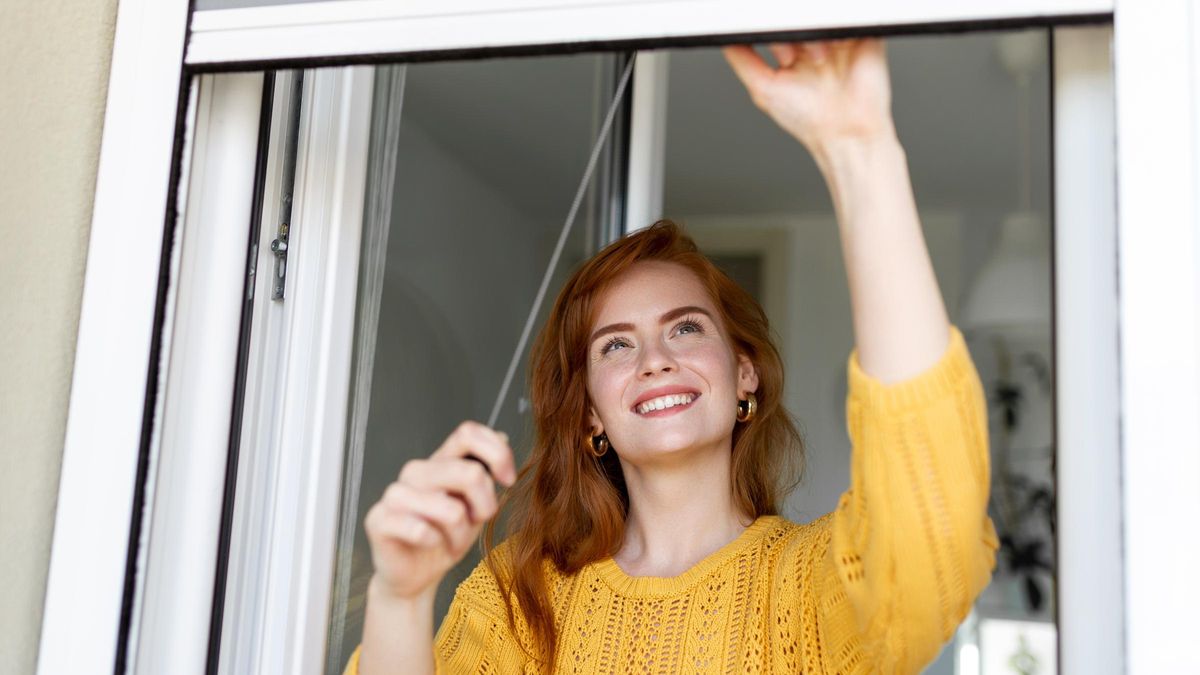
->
xmin=1052 ymin=25 xmax=1121 ymax=674
xmin=42 ymin=1 xmax=1200 ymax=674
xmin=126 ymin=70 xmax=268 ymax=675
xmin=185 ymin=0 xmax=1113 ymax=67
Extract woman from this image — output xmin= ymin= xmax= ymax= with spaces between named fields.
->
xmin=349 ymin=38 xmax=998 ymax=674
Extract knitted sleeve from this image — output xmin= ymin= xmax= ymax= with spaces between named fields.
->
xmin=821 ymin=325 xmax=1000 ymax=673
xmin=431 ymin=559 xmax=533 ymax=673
xmin=340 ymin=556 xmax=532 ymax=675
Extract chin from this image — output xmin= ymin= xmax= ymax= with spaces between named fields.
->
xmin=620 ymin=432 xmax=724 ymax=461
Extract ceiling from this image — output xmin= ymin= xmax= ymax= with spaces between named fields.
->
xmin=399 ymin=28 xmax=1053 ymax=221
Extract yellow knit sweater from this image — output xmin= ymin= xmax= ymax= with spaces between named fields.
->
xmin=346 ymin=325 xmax=999 ymax=674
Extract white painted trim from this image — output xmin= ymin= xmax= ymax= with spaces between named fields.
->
xmin=124 ymin=73 xmax=201 ymax=675
xmin=127 ymin=72 xmax=266 ymax=675
xmin=213 ymin=67 xmax=375 ymax=675
xmin=624 ymin=51 xmax=668 ymax=234
xmin=195 ymin=0 xmax=656 ymax=28
xmin=1114 ymin=1 xmax=1200 ymax=671
xmin=37 ymin=0 xmax=191 ymax=672
xmin=186 ymin=0 xmax=1113 ymax=66
xmin=1052 ymin=24 xmax=1123 ymax=674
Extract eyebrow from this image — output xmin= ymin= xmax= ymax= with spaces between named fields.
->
xmin=589 ymin=305 xmax=715 ymax=346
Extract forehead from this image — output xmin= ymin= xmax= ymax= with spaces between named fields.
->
xmin=590 ymin=261 xmax=714 ymax=324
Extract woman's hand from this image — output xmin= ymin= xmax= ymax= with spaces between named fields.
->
xmin=722 ymin=38 xmax=895 ymax=158
xmin=363 ymin=421 xmax=517 ymax=601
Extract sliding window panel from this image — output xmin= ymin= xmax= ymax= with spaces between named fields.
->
xmin=215 ymin=66 xmax=376 ymax=675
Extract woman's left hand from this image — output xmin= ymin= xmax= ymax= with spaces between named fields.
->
xmin=723 ymin=38 xmax=895 ymax=157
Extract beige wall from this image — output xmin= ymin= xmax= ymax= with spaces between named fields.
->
xmin=0 ymin=1 xmax=119 ymax=671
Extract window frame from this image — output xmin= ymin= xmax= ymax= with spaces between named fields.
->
xmin=42 ymin=1 xmax=1200 ymax=673
xmin=184 ymin=0 xmax=1113 ymax=67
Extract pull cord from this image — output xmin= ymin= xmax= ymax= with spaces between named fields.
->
xmin=486 ymin=55 xmax=637 ymax=429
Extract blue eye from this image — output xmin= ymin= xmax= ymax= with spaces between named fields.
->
xmin=676 ymin=318 xmax=704 ymax=335
xmin=600 ymin=337 xmax=629 ymax=354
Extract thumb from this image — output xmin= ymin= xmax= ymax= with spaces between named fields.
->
xmin=722 ymin=45 xmax=776 ymax=102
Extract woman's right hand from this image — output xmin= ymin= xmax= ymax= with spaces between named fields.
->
xmin=723 ymin=39 xmax=895 ymax=158
xmin=363 ymin=421 xmax=517 ymax=601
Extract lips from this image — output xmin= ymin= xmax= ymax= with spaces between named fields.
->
xmin=631 ymin=386 xmax=701 ymax=415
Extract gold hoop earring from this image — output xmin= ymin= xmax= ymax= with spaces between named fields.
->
xmin=736 ymin=393 xmax=757 ymax=423
xmin=590 ymin=432 xmax=609 ymax=457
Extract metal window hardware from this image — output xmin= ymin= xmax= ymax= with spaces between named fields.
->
xmin=270 ymin=73 xmax=304 ymax=302
xmin=270 ymin=222 xmax=289 ymax=300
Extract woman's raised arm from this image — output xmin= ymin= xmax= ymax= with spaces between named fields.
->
xmin=725 ymin=39 xmax=998 ymax=671
xmin=723 ymin=39 xmax=950 ymax=382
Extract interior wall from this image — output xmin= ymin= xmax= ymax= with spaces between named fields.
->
xmin=0 ymin=1 xmax=119 ymax=672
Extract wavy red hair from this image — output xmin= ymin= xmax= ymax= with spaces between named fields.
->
xmin=483 ymin=219 xmax=804 ymax=671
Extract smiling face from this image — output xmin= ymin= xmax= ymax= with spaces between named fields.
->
xmin=585 ymin=260 xmax=759 ymax=465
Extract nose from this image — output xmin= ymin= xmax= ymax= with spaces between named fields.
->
xmin=637 ymin=338 xmax=677 ymax=378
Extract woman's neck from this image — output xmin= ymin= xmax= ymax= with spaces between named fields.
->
xmin=613 ymin=447 xmax=754 ymax=578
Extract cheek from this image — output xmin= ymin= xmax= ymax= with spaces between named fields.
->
xmin=587 ymin=366 xmax=626 ymax=414
xmin=682 ymin=342 xmax=739 ymax=380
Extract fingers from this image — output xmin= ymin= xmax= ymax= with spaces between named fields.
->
xmin=768 ymin=37 xmax=873 ymax=70
xmin=362 ymin=422 xmax=519 ymax=596
xmin=767 ymin=43 xmax=797 ymax=69
xmin=819 ymin=38 xmax=880 ymax=72
xmin=830 ymin=39 xmax=859 ymax=72
xmin=397 ymin=457 xmax=499 ymax=524
xmin=365 ymin=498 xmax=440 ymax=549
xmin=432 ymin=421 xmax=517 ymax=487
xmin=802 ymin=41 xmax=830 ymax=65
xmin=380 ymin=482 xmax=477 ymax=552
xmin=722 ymin=45 xmax=775 ymax=100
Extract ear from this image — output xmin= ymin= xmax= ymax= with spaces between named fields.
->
xmin=736 ymin=353 xmax=760 ymax=397
xmin=588 ymin=404 xmax=604 ymax=437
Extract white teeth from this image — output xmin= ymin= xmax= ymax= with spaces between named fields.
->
xmin=636 ymin=393 xmax=696 ymax=414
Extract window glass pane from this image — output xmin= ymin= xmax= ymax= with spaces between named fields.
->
xmin=325 ymin=53 xmax=628 ymax=674
xmin=661 ymin=30 xmax=1055 ymax=673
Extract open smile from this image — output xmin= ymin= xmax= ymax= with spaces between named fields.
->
xmin=633 ymin=392 xmax=700 ymax=417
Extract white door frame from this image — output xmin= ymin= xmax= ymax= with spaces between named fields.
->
xmin=44 ymin=1 xmax=1200 ymax=673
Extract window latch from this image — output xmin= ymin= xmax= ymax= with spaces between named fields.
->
xmin=270 ymin=70 xmax=304 ymax=299
xmin=270 ymin=221 xmax=289 ymax=300
xmin=271 ymin=72 xmax=304 ymax=302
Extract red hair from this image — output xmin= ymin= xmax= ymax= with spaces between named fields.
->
xmin=483 ymin=220 xmax=804 ymax=670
